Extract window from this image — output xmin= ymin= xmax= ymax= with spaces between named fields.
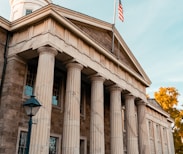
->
xmin=17 ymin=131 xmax=27 ymax=154
xmin=24 ymin=63 xmax=65 ymax=108
xmin=17 ymin=131 xmax=60 ymax=154
xmin=52 ymin=73 xmax=65 ymax=108
xmin=80 ymin=137 xmax=87 ymax=154
xmin=80 ymin=84 xmax=86 ymax=117
xmin=24 ymin=64 xmax=37 ymax=97
xmin=25 ymin=9 xmax=32 ymax=15
xmin=49 ymin=136 xmax=58 ymax=154
xmin=52 ymin=79 xmax=61 ymax=106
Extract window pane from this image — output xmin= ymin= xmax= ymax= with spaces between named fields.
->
xmin=25 ymin=65 xmax=36 ymax=96
xmin=80 ymin=139 xmax=85 ymax=154
xmin=18 ymin=131 xmax=59 ymax=154
xmin=18 ymin=131 xmax=27 ymax=154
xmin=52 ymin=79 xmax=60 ymax=106
xmin=26 ymin=9 xmax=32 ymax=15
xmin=80 ymin=84 xmax=86 ymax=116
xmin=49 ymin=137 xmax=57 ymax=154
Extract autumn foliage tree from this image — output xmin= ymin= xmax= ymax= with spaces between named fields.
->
xmin=154 ymin=87 xmax=183 ymax=154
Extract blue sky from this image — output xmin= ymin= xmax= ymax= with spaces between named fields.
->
xmin=1 ymin=0 xmax=183 ymax=107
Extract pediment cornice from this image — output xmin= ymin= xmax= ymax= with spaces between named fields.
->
xmin=6 ymin=3 xmax=151 ymax=87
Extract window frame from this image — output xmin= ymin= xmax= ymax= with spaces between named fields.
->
xmin=23 ymin=63 xmax=65 ymax=111
xmin=16 ymin=128 xmax=61 ymax=154
xmin=23 ymin=64 xmax=37 ymax=99
xmin=80 ymin=136 xmax=87 ymax=154
xmin=25 ymin=8 xmax=33 ymax=15
xmin=52 ymin=74 xmax=65 ymax=111
xmin=80 ymin=83 xmax=86 ymax=119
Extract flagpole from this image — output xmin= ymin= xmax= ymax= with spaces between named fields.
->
xmin=112 ymin=0 xmax=117 ymax=53
xmin=113 ymin=0 xmax=117 ymax=25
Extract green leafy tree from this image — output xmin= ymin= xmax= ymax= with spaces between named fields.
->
xmin=154 ymin=87 xmax=183 ymax=154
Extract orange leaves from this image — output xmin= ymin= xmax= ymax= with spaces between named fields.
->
xmin=154 ymin=87 xmax=179 ymax=112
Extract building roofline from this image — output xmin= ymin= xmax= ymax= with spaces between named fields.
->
xmin=0 ymin=17 xmax=11 ymax=31
xmin=146 ymin=99 xmax=172 ymax=119
xmin=4 ymin=3 xmax=151 ymax=87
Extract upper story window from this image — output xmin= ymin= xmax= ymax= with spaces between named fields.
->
xmin=24 ymin=64 xmax=37 ymax=97
xmin=24 ymin=62 xmax=65 ymax=108
xmin=52 ymin=71 xmax=65 ymax=109
xmin=52 ymin=77 xmax=65 ymax=108
xmin=80 ymin=83 xmax=87 ymax=118
xmin=25 ymin=9 xmax=32 ymax=15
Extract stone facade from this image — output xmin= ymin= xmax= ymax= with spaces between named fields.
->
xmin=0 ymin=3 xmax=174 ymax=154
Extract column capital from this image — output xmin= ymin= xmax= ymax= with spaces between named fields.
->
xmin=90 ymin=74 xmax=105 ymax=83
xmin=66 ymin=62 xmax=83 ymax=70
xmin=37 ymin=46 xmax=58 ymax=56
xmin=108 ymin=84 xmax=122 ymax=92
xmin=123 ymin=93 xmax=135 ymax=100
xmin=136 ymin=100 xmax=147 ymax=106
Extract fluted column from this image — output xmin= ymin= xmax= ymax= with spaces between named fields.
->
xmin=90 ymin=75 xmax=105 ymax=154
xmin=29 ymin=46 xmax=58 ymax=154
xmin=109 ymin=85 xmax=123 ymax=154
xmin=137 ymin=100 xmax=150 ymax=154
xmin=124 ymin=94 xmax=139 ymax=154
xmin=168 ymin=123 xmax=175 ymax=154
xmin=62 ymin=62 xmax=83 ymax=154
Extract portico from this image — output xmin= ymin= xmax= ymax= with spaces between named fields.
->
xmin=12 ymin=42 xmax=149 ymax=154
xmin=0 ymin=2 xmax=175 ymax=154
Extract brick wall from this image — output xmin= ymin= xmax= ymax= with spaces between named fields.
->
xmin=0 ymin=57 xmax=27 ymax=154
xmin=0 ymin=28 xmax=7 ymax=89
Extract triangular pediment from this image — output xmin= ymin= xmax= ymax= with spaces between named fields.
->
xmin=6 ymin=3 xmax=150 ymax=86
xmin=51 ymin=5 xmax=151 ymax=85
xmin=68 ymin=20 xmax=142 ymax=76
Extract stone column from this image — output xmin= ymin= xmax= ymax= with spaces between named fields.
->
xmin=90 ymin=75 xmax=105 ymax=154
xmin=109 ymin=85 xmax=123 ymax=154
xmin=137 ymin=100 xmax=150 ymax=154
xmin=168 ymin=123 xmax=175 ymax=154
xmin=62 ymin=62 xmax=83 ymax=154
xmin=124 ymin=94 xmax=139 ymax=154
xmin=153 ymin=123 xmax=159 ymax=154
xmin=29 ymin=46 xmax=58 ymax=154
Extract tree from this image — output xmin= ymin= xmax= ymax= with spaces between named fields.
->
xmin=154 ymin=87 xmax=183 ymax=154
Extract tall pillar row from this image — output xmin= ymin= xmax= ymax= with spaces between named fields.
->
xmin=124 ymin=94 xmax=139 ymax=154
xmin=109 ymin=85 xmax=124 ymax=154
xmin=29 ymin=46 xmax=58 ymax=154
xmin=90 ymin=75 xmax=105 ymax=154
xmin=26 ymin=46 xmax=149 ymax=154
xmin=62 ymin=62 xmax=83 ymax=154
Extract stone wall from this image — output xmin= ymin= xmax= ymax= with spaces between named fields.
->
xmin=0 ymin=56 xmax=27 ymax=154
xmin=0 ymin=28 xmax=7 ymax=88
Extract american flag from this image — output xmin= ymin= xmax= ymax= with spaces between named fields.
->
xmin=118 ymin=0 xmax=124 ymax=22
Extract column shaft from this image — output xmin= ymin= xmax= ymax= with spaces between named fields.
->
xmin=124 ymin=94 xmax=139 ymax=154
xmin=62 ymin=62 xmax=83 ymax=154
xmin=137 ymin=101 xmax=150 ymax=154
xmin=110 ymin=86 xmax=123 ymax=154
xmin=90 ymin=76 xmax=105 ymax=154
xmin=29 ymin=46 xmax=57 ymax=154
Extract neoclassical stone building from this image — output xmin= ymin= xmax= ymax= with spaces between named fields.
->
xmin=0 ymin=0 xmax=175 ymax=154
